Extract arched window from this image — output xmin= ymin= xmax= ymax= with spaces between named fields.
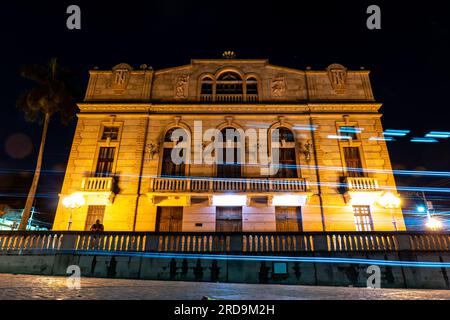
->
xmin=216 ymin=72 xmax=243 ymax=102
xmin=278 ymin=127 xmax=295 ymax=143
xmin=161 ymin=127 xmax=188 ymax=176
xmin=272 ymin=127 xmax=297 ymax=178
xmin=246 ymin=77 xmax=258 ymax=101
xmin=164 ymin=127 xmax=186 ymax=143
xmin=199 ymin=72 xmax=259 ymax=102
xmin=200 ymin=77 xmax=213 ymax=102
xmin=217 ymin=127 xmax=242 ymax=178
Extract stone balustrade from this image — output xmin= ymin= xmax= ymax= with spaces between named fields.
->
xmin=200 ymin=94 xmax=259 ymax=103
xmin=150 ymin=177 xmax=307 ymax=193
xmin=1 ymin=231 xmax=450 ymax=254
xmin=345 ymin=177 xmax=379 ymax=191
xmin=81 ymin=177 xmax=115 ymax=192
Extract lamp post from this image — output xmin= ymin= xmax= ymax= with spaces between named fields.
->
xmin=62 ymin=193 xmax=85 ymax=231
xmin=377 ymin=191 xmax=401 ymax=231
xmin=421 ymin=192 xmax=442 ymax=231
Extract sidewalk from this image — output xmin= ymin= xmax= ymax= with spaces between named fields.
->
xmin=0 ymin=274 xmax=449 ymax=300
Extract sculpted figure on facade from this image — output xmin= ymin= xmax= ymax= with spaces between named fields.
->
xmin=271 ymin=77 xmax=286 ymax=97
xmin=174 ymin=75 xmax=189 ymax=99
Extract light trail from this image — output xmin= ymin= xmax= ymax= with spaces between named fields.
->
xmin=63 ymin=250 xmax=450 ymax=268
xmin=2 ymin=163 xmax=450 ymax=178
xmin=410 ymin=137 xmax=438 ymax=143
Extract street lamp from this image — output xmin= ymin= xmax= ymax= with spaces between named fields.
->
xmin=419 ymin=192 xmax=443 ymax=231
xmin=417 ymin=205 xmax=426 ymax=213
xmin=62 ymin=193 xmax=85 ymax=230
xmin=426 ymin=216 xmax=442 ymax=231
xmin=377 ymin=191 xmax=401 ymax=231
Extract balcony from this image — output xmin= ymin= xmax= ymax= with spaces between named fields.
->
xmin=79 ymin=177 xmax=115 ymax=205
xmin=344 ymin=177 xmax=382 ymax=206
xmin=2 ymin=230 xmax=450 ymax=254
xmin=345 ymin=177 xmax=380 ymax=191
xmin=149 ymin=177 xmax=308 ymax=194
xmin=200 ymin=94 xmax=259 ymax=103
xmin=81 ymin=177 xmax=115 ymax=192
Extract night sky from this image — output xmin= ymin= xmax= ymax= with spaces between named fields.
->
xmin=1 ymin=1 xmax=450 ymax=226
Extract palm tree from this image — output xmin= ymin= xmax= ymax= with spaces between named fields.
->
xmin=16 ymin=58 xmax=78 ymax=230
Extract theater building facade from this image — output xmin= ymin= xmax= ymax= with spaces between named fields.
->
xmin=52 ymin=58 xmax=406 ymax=232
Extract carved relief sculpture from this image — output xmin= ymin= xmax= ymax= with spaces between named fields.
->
xmin=111 ymin=63 xmax=133 ymax=93
xmin=301 ymin=140 xmax=312 ymax=162
xmin=271 ymin=77 xmax=286 ymax=97
xmin=327 ymin=63 xmax=347 ymax=94
xmin=174 ymin=75 xmax=189 ymax=99
xmin=147 ymin=141 xmax=160 ymax=160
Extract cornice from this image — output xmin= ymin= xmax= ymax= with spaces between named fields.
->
xmin=77 ymin=102 xmax=381 ymax=114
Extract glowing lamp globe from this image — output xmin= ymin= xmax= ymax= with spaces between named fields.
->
xmin=377 ymin=192 xmax=401 ymax=208
xmin=426 ymin=217 xmax=442 ymax=231
xmin=62 ymin=193 xmax=86 ymax=209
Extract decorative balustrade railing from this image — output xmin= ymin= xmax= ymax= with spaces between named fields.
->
xmin=150 ymin=177 xmax=307 ymax=193
xmin=345 ymin=177 xmax=380 ymax=191
xmin=199 ymin=94 xmax=259 ymax=103
xmin=81 ymin=177 xmax=115 ymax=192
xmin=1 ymin=231 xmax=450 ymax=254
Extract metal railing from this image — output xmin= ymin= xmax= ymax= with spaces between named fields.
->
xmin=1 ymin=231 xmax=450 ymax=254
xmin=150 ymin=177 xmax=307 ymax=193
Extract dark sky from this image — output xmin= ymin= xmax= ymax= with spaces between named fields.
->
xmin=1 ymin=1 xmax=450 ymax=224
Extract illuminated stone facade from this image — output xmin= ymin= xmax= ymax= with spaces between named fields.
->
xmin=52 ymin=59 xmax=405 ymax=232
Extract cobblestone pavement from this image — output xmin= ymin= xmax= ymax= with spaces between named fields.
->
xmin=0 ymin=274 xmax=449 ymax=300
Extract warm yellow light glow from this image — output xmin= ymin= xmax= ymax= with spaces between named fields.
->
xmin=62 ymin=192 xmax=86 ymax=209
xmin=377 ymin=192 xmax=401 ymax=208
xmin=272 ymin=195 xmax=307 ymax=206
xmin=426 ymin=217 xmax=442 ymax=230
xmin=212 ymin=195 xmax=247 ymax=206
xmin=349 ymin=192 xmax=381 ymax=206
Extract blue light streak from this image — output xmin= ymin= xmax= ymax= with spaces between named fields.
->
xmin=293 ymin=125 xmax=317 ymax=131
xmin=66 ymin=250 xmax=450 ymax=268
xmin=338 ymin=127 xmax=363 ymax=134
xmin=383 ymin=129 xmax=410 ymax=137
xmin=369 ymin=136 xmax=395 ymax=142
xmin=425 ymin=131 xmax=450 ymax=138
xmin=411 ymin=137 xmax=438 ymax=143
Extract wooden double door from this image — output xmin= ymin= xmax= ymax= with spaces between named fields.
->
xmin=216 ymin=207 xmax=242 ymax=232
xmin=275 ymin=206 xmax=302 ymax=232
xmin=156 ymin=207 xmax=183 ymax=232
